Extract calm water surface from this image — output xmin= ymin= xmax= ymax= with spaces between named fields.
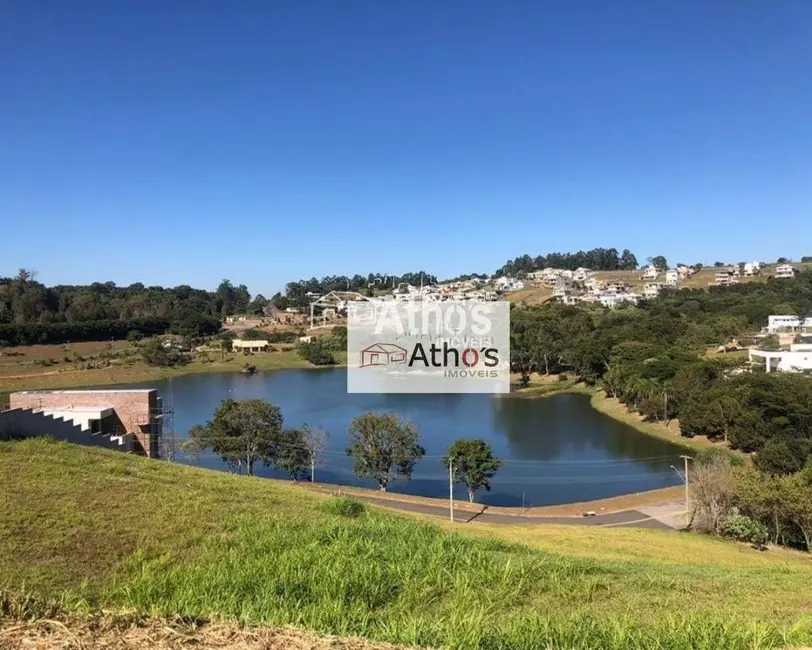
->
xmin=124 ymin=368 xmax=685 ymax=506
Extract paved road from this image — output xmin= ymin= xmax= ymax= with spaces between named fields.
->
xmin=359 ymin=496 xmax=677 ymax=530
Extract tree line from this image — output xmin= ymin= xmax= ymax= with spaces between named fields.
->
xmin=0 ymin=271 xmax=263 ymax=345
xmin=494 ymin=248 xmax=640 ymax=277
xmin=272 ymin=271 xmax=439 ymax=309
xmin=183 ymin=399 xmax=501 ymax=501
xmin=510 ymin=271 xmax=812 ymax=474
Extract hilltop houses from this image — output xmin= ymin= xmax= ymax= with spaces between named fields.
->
xmin=665 ymin=270 xmax=680 ymax=287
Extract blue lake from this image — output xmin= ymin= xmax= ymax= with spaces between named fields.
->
xmin=124 ymin=367 xmax=685 ymax=506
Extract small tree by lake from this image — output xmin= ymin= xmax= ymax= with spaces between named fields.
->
xmin=182 ymin=398 xmax=283 ymax=476
xmin=346 ymin=412 xmax=425 ymax=491
xmin=275 ymin=427 xmax=311 ymax=481
xmin=444 ymin=439 xmax=502 ymax=502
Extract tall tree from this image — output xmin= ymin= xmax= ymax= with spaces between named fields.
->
xmin=444 ymin=439 xmax=503 ymax=502
xmin=346 ymin=412 xmax=425 ymax=491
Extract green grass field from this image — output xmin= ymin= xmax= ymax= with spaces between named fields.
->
xmin=2 ymin=438 xmax=811 ymax=649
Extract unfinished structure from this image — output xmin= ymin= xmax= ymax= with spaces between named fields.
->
xmin=2 ymin=389 xmax=164 ymax=457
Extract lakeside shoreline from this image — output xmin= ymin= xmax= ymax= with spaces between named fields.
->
xmin=2 ymin=358 xmax=730 ymax=509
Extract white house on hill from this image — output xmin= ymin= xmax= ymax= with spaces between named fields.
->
xmin=749 ymin=344 xmax=812 ymax=373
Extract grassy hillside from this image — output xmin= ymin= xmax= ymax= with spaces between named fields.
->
xmin=2 ymin=439 xmax=812 ymax=649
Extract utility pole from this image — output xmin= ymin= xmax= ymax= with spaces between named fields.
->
xmin=680 ymin=455 xmax=692 ymax=509
xmin=448 ymin=457 xmax=455 ymax=523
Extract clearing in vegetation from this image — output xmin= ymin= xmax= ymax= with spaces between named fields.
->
xmin=1 ymin=438 xmax=812 ymax=649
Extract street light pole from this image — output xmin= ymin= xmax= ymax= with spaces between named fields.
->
xmin=681 ymin=455 xmax=691 ymax=510
xmin=448 ymin=457 xmax=455 ymax=523
xmin=671 ymin=456 xmax=692 ymax=510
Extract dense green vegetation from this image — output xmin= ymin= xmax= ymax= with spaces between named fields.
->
xmin=273 ymin=271 xmax=438 ymax=308
xmin=0 ymin=271 xmax=247 ymax=344
xmin=495 ymin=247 xmax=640 ymax=276
xmin=3 ymin=439 xmax=812 ymax=650
xmin=511 ymin=272 xmax=812 ymax=474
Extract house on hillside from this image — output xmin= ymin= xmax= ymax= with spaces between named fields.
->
xmin=643 ymin=283 xmax=662 ymax=299
xmin=775 ymin=264 xmax=796 ymax=279
xmin=749 ymin=344 xmax=812 ymax=373
xmin=232 ymin=339 xmax=269 ymax=353
xmin=743 ymin=261 xmax=761 ymax=277
xmin=766 ymin=315 xmax=812 ymax=334
xmin=676 ymin=265 xmax=692 ymax=280
xmin=713 ymin=269 xmax=739 ymax=287
xmin=493 ymin=276 xmax=524 ymax=292
xmin=598 ymin=292 xmax=640 ymax=308
xmin=642 ymin=265 xmax=659 ymax=280
xmin=665 ymin=270 xmax=679 ymax=287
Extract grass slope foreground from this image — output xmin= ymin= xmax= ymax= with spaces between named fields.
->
xmin=2 ymin=439 xmax=812 ymax=650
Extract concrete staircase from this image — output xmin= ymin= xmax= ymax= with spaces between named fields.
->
xmin=0 ymin=408 xmax=134 ymax=452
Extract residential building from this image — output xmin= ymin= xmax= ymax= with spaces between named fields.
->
xmin=583 ymin=278 xmax=602 ymax=294
xmin=665 ymin=270 xmax=679 ymax=287
xmin=232 ymin=339 xmax=269 ymax=352
xmin=676 ymin=265 xmax=692 ymax=280
xmin=493 ymin=276 xmax=525 ymax=292
xmin=643 ymin=283 xmax=662 ymax=299
xmin=766 ymin=315 xmax=812 ymax=333
xmin=749 ymin=344 xmax=812 ymax=373
xmin=713 ymin=269 xmax=739 ymax=287
xmin=641 ymin=265 xmax=658 ymax=280
xmin=604 ymin=281 xmax=630 ymax=294
xmin=743 ymin=261 xmax=761 ymax=277
xmin=598 ymin=292 xmax=640 ymax=308
xmin=775 ymin=264 xmax=796 ymax=279
xmin=574 ymin=267 xmax=591 ymax=281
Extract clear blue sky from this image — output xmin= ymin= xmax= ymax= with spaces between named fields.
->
xmin=2 ymin=1 xmax=811 ymax=296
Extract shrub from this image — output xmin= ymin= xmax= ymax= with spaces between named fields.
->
xmin=126 ymin=329 xmax=143 ymax=342
xmin=319 ymin=497 xmax=366 ymax=518
xmin=722 ymin=513 xmax=768 ymax=548
xmin=297 ymin=340 xmax=336 ymax=365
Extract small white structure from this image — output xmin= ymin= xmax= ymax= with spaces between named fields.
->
xmin=676 ymin=265 xmax=692 ymax=279
xmin=574 ymin=267 xmax=591 ymax=281
xmin=766 ymin=315 xmax=812 ymax=333
xmin=775 ymin=264 xmax=796 ymax=279
xmin=232 ymin=339 xmax=269 ymax=352
xmin=749 ymin=344 xmax=812 ymax=373
xmin=665 ymin=270 xmax=679 ymax=287
xmin=743 ymin=261 xmax=761 ymax=276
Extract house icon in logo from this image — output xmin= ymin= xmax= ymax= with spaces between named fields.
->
xmin=360 ymin=343 xmax=408 ymax=368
